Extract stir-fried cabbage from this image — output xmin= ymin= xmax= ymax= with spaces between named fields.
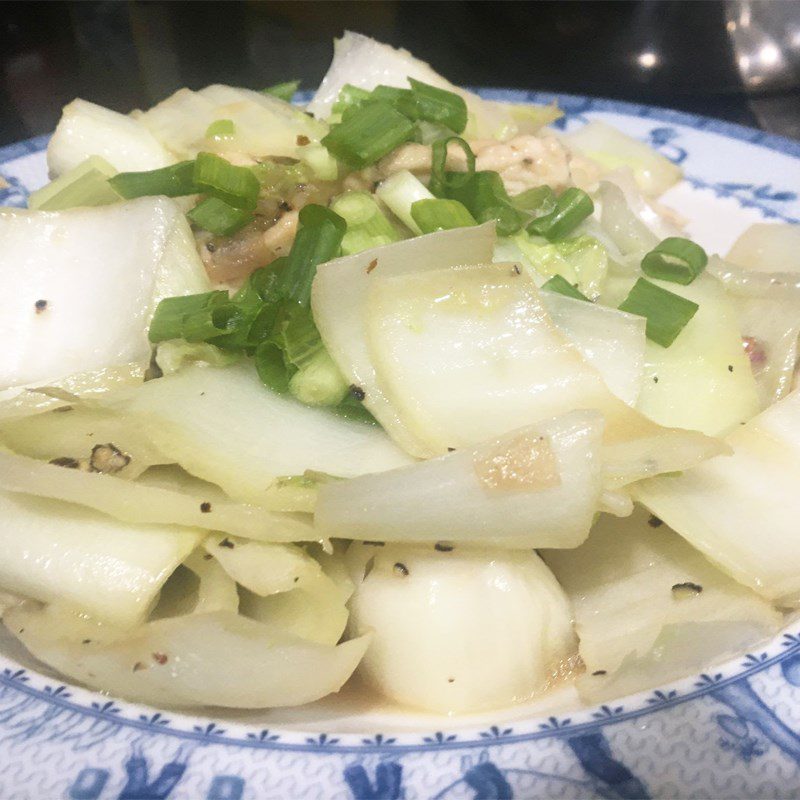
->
xmin=108 ymin=363 xmax=413 ymax=504
xmin=727 ymin=222 xmax=800 ymax=273
xmin=48 ymin=99 xmax=174 ymax=175
xmin=0 ymin=198 xmax=209 ymax=389
xmin=0 ymin=490 xmax=201 ymax=627
xmin=5 ymin=604 xmax=368 ymax=709
xmin=307 ymin=31 xmax=558 ymax=139
xmin=635 ymin=390 xmax=800 ymax=603
xmin=316 ymin=410 xmax=604 ymax=547
xmin=345 ymin=542 xmax=576 ymax=713
xmin=543 ymin=507 xmax=780 ymax=695
xmin=0 ymin=450 xmax=315 ymax=543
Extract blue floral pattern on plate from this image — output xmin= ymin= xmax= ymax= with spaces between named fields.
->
xmin=1 ymin=93 xmax=800 ymax=799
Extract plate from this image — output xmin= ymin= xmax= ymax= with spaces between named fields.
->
xmin=1 ymin=91 xmax=800 ymax=800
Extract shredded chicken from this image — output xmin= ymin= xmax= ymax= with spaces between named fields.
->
xmin=344 ymin=135 xmax=601 ymax=196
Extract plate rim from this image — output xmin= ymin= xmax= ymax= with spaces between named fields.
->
xmin=0 ymin=90 xmax=798 ymax=755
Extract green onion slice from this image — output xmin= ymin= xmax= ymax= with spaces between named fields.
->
xmin=187 ymin=196 xmax=253 ymax=236
xmin=148 ymin=291 xmax=229 ymax=343
xmin=618 ymin=277 xmax=699 ymax=347
xmin=443 ymin=171 xmax=525 ymax=236
xmin=641 ymin=237 xmax=708 ymax=285
xmin=331 ymin=84 xmax=371 ymax=115
xmin=321 ymin=101 xmax=416 ymax=168
xmin=109 ymin=161 xmax=198 ymax=199
xmin=275 ymin=204 xmax=346 ymax=307
xmin=261 ymin=80 xmax=300 ymax=102
xmin=255 ymin=341 xmax=293 ymax=393
xmin=429 ymin=136 xmax=476 ymax=196
xmin=541 ymin=274 xmax=590 ymax=302
xmin=193 ymin=152 xmax=260 ymax=210
xmin=205 ymin=119 xmax=235 ymax=139
xmin=411 ymin=198 xmax=477 ymax=233
xmin=401 ymin=79 xmax=467 ymax=134
xmin=526 ymin=187 xmax=594 ymax=241
xmin=512 ymin=185 xmax=557 ymax=214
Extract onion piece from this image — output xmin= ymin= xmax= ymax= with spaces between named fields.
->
xmin=543 ymin=506 xmax=780 ymax=679
xmin=5 ymin=604 xmax=369 ymax=709
xmin=0 ymin=198 xmax=210 ymax=390
xmin=312 ymin=223 xmax=496 ymax=457
xmin=0 ymin=450 xmax=315 ymax=543
xmin=109 ymin=363 xmax=413 ymax=504
xmin=344 ymin=543 xmax=576 ymax=714
xmin=0 ymin=490 xmax=201 ymax=627
xmin=183 ymin=551 xmax=239 ymax=614
xmin=634 ymin=389 xmax=800 ymax=603
xmin=316 ymin=410 xmax=604 ymax=548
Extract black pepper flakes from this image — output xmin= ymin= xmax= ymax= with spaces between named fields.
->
xmin=728 ymin=364 xmax=734 ymax=372
xmin=152 ymin=652 xmax=168 ymax=665
xmin=447 ymin=447 xmax=456 ymax=452
xmin=447 ymin=677 xmax=455 ymax=683
xmin=296 ymin=134 xmax=310 ymax=146
xmin=278 ymin=200 xmax=293 ymax=213
xmin=132 ymin=662 xmax=145 ymax=672
xmin=393 ymin=562 xmax=409 ymax=577
xmin=511 ymin=264 xmax=521 ymax=275
xmin=366 ymin=258 xmax=378 ymax=274
xmin=293 ymin=576 xmax=299 ymax=583
xmin=349 ymin=385 xmax=366 ymax=401
xmin=49 ymin=457 xmax=81 ymax=469
xmin=672 ymin=581 xmax=703 ymax=596
xmin=206 ymin=241 xmax=217 ymax=253
xmin=653 ymin=376 xmax=659 ymax=384
xmin=34 ymin=299 xmax=48 ymax=314
xmin=647 ymin=515 xmax=663 ymax=528
xmin=200 ymin=502 xmax=212 ymax=513
xmin=434 ymin=542 xmax=454 ymax=552
xmin=82 ymin=639 xmax=92 ymax=645
xmin=592 ymin=670 xmax=607 ymax=676
xmin=218 ymin=538 xmax=235 ymax=549
xmin=89 ymin=443 xmax=131 ymax=474
xmin=203 ymin=553 xmax=213 ymax=561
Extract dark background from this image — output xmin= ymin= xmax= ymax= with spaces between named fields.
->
xmin=1 ymin=0 xmax=799 ymax=147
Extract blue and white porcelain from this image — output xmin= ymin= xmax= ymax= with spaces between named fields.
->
xmin=1 ymin=92 xmax=800 ymax=800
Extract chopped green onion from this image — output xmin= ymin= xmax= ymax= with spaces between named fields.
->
xmin=275 ymin=204 xmax=346 ymax=307
xmin=526 ymin=187 xmax=594 ymax=241
xmin=641 ymin=237 xmax=708 ymax=285
xmin=371 ymin=85 xmax=411 ymax=104
xmin=148 ymin=291 xmax=229 ymax=343
xmin=443 ymin=171 xmax=526 ymax=236
xmin=330 ymin=192 xmax=402 ymax=254
xmin=109 ymin=161 xmax=198 ymax=199
xmin=193 ymin=152 xmax=260 ymax=210
xmin=331 ymin=84 xmax=371 ymax=116
xmin=275 ymin=306 xmax=324 ymax=369
xmin=428 ymin=136 xmax=476 ymax=196
xmin=187 ymin=196 xmax=253 ymax=236
xmin=376 ymin=170 xmax=435 ymax=234
xmin=205 ymin=119 xmax=235 ymax=139
xmin=541 ymin=274 xmax=590 ymax=302
xmin=618 ymin=277 xmax=699 ymax=347
xmin=512 ymin=185 xmax=557 ymax=214
xmin=28 ymin=156 xmax=120 ymax=211
xmin=255 ymin=341 xmax=292 ymax=393
xmin=321 ymin=101 xmax=415 ymax=168
xmin=288 ymin=348 xmax=349 ymax=406
xmin=261 ymin=80 xmax=300 ymax=102
xmin=411 ymin=198 xmax=476 ymax=233
xmin=400 ymin=79 xmax=467 ymax=133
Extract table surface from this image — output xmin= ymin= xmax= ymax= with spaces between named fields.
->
xmin=1 ymin=0 xmax=799 ymax=148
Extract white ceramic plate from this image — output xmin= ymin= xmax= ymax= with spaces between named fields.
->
xmin=2 ymin=91 xmax=800 ymax=800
